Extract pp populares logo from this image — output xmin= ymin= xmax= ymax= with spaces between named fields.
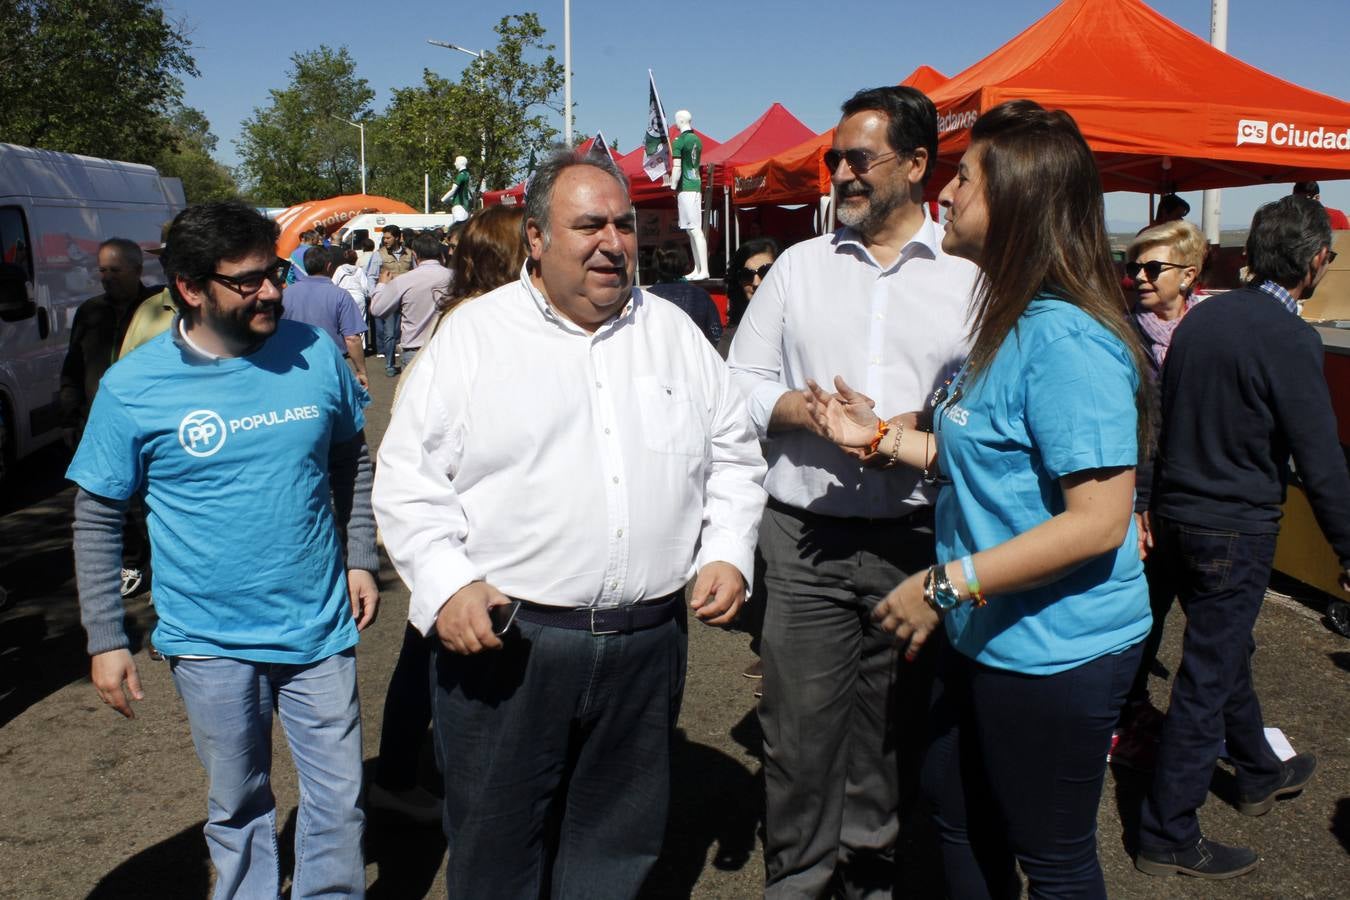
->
xmin=1237 ymin=119 xmax=1269 ymax=146
xmin=178 ymin=409 xmax=227 ymax=458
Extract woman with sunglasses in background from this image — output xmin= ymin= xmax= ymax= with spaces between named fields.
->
xmin=1108 ymin=219 xmax=1204 ymax=773
xmin=725 ymin=236 xmax=779 ymax=328
xmin=808 ymin=100 xmax=1152 ymax=898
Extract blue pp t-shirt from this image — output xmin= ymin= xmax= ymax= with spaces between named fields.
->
xmin=66 ymin=320 xmax=370 ymax=663
xmin=935 ymin=296 xmax=1150 ymax=675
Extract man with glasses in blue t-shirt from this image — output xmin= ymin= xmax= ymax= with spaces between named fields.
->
xmin=68 ymin=200 xmax=380 ymax=898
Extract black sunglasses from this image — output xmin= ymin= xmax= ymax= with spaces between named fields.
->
xmin=207 ymin=259 xmax=291 ymax=296
xmin=1124 ymin=260 xmax=1187 ymax=282
xmin=736 ymin=263 xmax=773 ymax=285
xmin=823 ymin=147 xmax=904 ymax=175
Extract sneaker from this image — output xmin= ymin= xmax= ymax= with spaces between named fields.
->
xmin=385 ymin=366 xmax=400 ymax=377
xmin=1236 ymin=753 xmax=1317 ymax=816
xmin=120 ymin=567 xmax=144 ymax=598
xmin=742 ymin=659 xmax=763 ymax=679
xmin=367 ymin=782 xmax=442 ymax=825
xmin=1135 ymin=837 xmax=1259 ymax=879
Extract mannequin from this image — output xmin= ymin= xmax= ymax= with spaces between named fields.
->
xmin=668 ymin=110 xmax=709 ymax=280
xmin=440 ymin=156 xmax=473 ymax=223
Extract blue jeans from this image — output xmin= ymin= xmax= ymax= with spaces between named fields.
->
xmin=922 ymin=641 xmax=1142 ymax=899
xmin=374 ymin=303 xmax=400 ymax=367
xmin=170 ymin=650 xmax=365 ymax=899
xmin=1139 ymin=518 xmax=1284 ymax=851
xmin=430 ymin=613 xmax=687 ymax=899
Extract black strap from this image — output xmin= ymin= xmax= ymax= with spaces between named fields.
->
xmin=512 ymin=591 xmax=682 ymax=635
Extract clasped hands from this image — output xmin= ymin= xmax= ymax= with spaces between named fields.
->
xmin=802 ymin=375 xmax=940 ymax=658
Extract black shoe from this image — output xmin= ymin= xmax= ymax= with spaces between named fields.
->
xmin=1237 ymin=753 xmax=1317 ymax=816
xmin=1135 ymin=838 xmax=1259 ymax=879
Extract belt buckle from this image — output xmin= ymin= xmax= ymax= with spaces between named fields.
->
xmin=590 ymin=608 xmax=620 ymax=636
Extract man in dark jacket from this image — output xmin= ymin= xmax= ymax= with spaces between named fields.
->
xmin=1136 ymin=196 xmax=1350 ymax=880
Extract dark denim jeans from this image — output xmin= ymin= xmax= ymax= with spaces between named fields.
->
xmin=375 ymin=624 xmax=435 ymax=791
xmin=430 ymin=612 xmax=687 ymax=899
xmin=1126 ymin=526 xmax=1184 ymax=706
xmin=1140 ymin=517 xmax=1284 ymax=851
xmin=921 ymin=641 xmax=1142 ymax=900
xmin=374 ymin=303 xmax=399 ymax=367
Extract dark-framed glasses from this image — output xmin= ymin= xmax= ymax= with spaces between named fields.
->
xmin=207 ymin=258 xmax=291 ymax=296
xmin=823 ymin=147 xmax=902 ymax=175
xmin=736 ymin=263 xmax=773 ymax=285
xmin=1124 ymin=260 xmax=1187 ymax=282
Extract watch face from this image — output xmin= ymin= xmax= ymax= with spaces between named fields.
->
xmin=934 ymin=590 xmax=959 ymax=611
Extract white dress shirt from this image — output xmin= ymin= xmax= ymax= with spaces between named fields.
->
xmin=728 ymin=217 xmax=977 ymax=518
xmin=374 ymin=266 xmax=768 ymax=636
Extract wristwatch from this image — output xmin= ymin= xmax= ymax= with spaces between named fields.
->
xmin=923 ymin=564 xmax=961 ymax=613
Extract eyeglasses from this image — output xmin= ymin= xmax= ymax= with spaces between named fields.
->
xmin=207 ymin=259 xmax=291 ymax=296
xmin=736 ymin=263 xmax=772 ymax=285
xmin=1327 ymin=249 xmax=1339 ymax=264
xmin=1124 ymin=260 xmax=1187 ymax=282
xmin=823 ymin=147 xmax=904 ymax=175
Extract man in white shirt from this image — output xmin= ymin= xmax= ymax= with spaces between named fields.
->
xmin=728 ymin=86 xmax=977 ymax=898
xmin=373 ymin=150 xmax=767 ymax=898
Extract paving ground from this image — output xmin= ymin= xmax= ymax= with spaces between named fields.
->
xmin=1 ymin=365 xmax=1346 ymax=898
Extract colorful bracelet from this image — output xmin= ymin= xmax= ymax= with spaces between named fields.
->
xmin=959 ymin=555 xmax=987 ymax=607
xmin=867 ymin=418 xmax=890 ymax=454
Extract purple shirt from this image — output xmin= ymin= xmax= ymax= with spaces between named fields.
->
xmin=282 ymin=275 xmax=367 ymax=353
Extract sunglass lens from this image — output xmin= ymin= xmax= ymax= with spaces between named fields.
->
xmin=824 ymin=149 xmax=843 ymax=172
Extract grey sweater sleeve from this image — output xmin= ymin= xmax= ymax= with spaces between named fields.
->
xmin=330 ymin=431 xmax=379 ymax=574
xmin=73 ymin=488 xmax=130 ymax=655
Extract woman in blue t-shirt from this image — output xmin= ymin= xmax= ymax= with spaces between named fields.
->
xmin=808 ymin=100 xmax=1152 ymax=898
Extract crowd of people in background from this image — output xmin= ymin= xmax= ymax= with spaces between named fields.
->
xmin=61 ymin=81 xmax=1350 ymax=900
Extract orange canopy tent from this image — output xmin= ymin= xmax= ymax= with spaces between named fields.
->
xmin=927 ymin=0 xmax=1350 ymax=192
xmin=276 ymin=194 xmax=416 ymax=257
xmin=731 ymin=67 xmax=947 ymax=206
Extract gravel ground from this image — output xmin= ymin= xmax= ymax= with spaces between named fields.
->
xmin=1 ymin=364 xmax=1346 ymax=898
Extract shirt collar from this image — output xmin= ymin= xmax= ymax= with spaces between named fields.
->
xmin=1256 ymin=279 xmax=1299 ymax=315
xmin=176 ymin=317 xmax=223 ymax=360
xmin=517 ymin=262 xmax=638 ymax=337
xmin=830 ymin=215 xmax=941 ymax=272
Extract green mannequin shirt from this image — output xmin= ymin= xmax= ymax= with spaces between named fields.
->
xmin=672 ymin=131 xmax=702 ymax=193
xmin=449 ymin=169 xmax=473 ymax=208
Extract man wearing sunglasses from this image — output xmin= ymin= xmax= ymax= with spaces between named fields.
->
xmin=1137 ymin=195 xmax=1350 ymax=879
xmin=728 ymin=86 xmax=978 ymax=898
xmin=67 ymin=200 xmax=379 ymax=897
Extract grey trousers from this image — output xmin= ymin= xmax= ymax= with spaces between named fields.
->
xmin=758 ymin=500 xmax=937 ymax=900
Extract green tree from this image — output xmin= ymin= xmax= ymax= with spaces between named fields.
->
xmin=453 ymin=13 xmax=565 ymax=191
xmin=0 ymin=0 xmax=197 ymax=162
xmin=236 ymin=46 xmax=375 ymax=206
xmin=368 ymin=71 xmax=476 ymax=208
xmin=153 ymin=103 xmax=242 ymax=204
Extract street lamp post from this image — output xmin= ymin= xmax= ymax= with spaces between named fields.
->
xmin=564 ymin=0 xmax=572 ymax=147
xmin=428 ymin=39 xmax=488 ymax=194
xmin=330 ymin=115 xmax=366 ymax=196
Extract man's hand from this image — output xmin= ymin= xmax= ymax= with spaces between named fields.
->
xmin=689 ymin=561 xmax=746 ymax=626
xmin=805 ymin=377 xmax=882 ymax=449
xmin=1135 ymin=511 xmax=1154 ymax=562
xmin=348 ymin=569 xmax=380 ymax=631
xmin=872 ymin=570 xmax=942 ymax=663
xmin=435 ymin=581 xmax=511 ymax=654
xmin=91 ymin=649 xmax=143 ymax=719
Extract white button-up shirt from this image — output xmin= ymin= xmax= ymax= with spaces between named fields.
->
xmin=374 ymin=267 xmax=768 ymax=635
xmin=728 ymin=218 xmax=977 ymax=518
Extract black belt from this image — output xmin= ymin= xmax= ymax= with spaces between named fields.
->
xmin=767 ymin=496 xmax=933 ymax=529
xmin=513 ymin=591 xmax=682 ymax=635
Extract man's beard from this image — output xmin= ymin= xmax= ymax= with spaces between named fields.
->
xmin=835 ymin=180 xmax=903 ymax=238
xmin=203 ymin=294 xmax=282 ymax=349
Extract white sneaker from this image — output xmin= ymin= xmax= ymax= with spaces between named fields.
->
xmin=120 ymin=567 xmax=144 ymax=598
xmin=367 ymin=783 xmax=442 ymax=824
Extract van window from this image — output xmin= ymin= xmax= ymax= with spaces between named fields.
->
xmin=0 ymin=206 xmax=33 ymax=283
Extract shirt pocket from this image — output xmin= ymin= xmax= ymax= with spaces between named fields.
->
xmin=634 ymin=376 xmax=707 ymax=457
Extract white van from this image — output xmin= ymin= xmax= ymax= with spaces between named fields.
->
xmin=333 ymin=213 xmax=460 ymax=247
xmin=0 ymin=143 xmax=184 ymax=479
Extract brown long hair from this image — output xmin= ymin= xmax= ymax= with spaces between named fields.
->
xmin=438 ymin=205 xmax=527 ymax=314
xmin=962 ymin=100 xmax=1153 ymax=452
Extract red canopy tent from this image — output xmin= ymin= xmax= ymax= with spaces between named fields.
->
xmin=731 ymin=67 xmax=948 ymax=206
xmin=925 ymin=0 xmax=1350 ymax=192
xmin=703 ymin=103 xmax=815 ymax=189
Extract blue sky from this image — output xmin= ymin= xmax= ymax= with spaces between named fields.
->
xmin=164 ymin=0 xmax=1350 ymax=229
